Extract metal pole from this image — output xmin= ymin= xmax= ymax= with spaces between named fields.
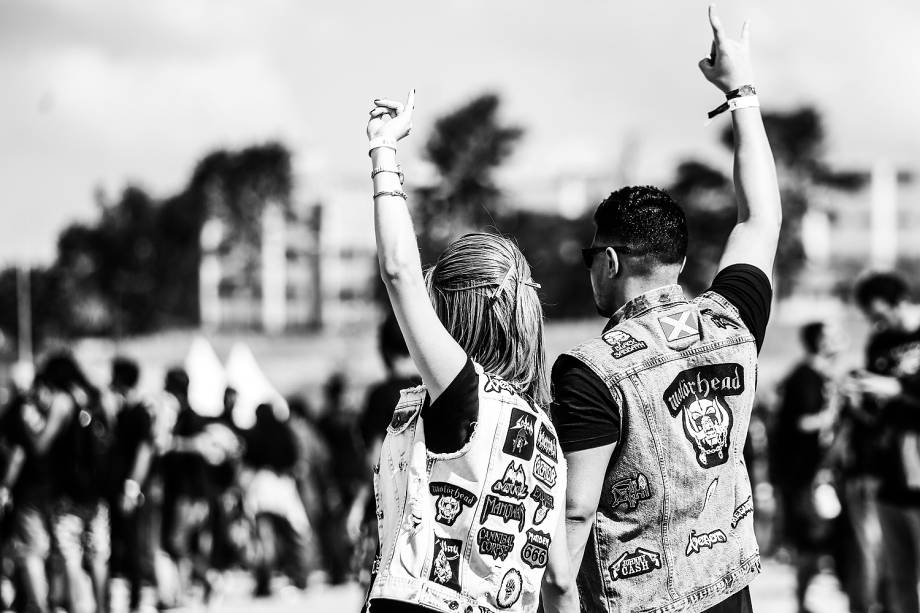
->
xmin=16 ymin=265 xmax=32 ymax=364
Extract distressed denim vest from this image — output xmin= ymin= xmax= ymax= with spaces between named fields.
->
xmin=566 ymin=285 xmax=760 ymax=613
xmin=369 ymin=361 xmax=566 ymax=613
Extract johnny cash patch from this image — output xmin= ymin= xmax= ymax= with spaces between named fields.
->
xmin=604 ymin=329 xmax=648 ymax=359
xmin=477 ymin=527 xmax=515 ymax=561
xmin=480 ymin=495 xmax=526 ymax=532
xmin=496 ymin=568 xmax=522 ymax=609
xmin=610 ymin=473 xmax=651 ymax=511
xmin=502 ymin=408 xmax=536 ymax=461
xmin=685 ymin=528 xmax=727 ymax=556
xmin=429 ymin=537 xmax=463 ymax=592
xmin=608 ymin=548 xmax=662 ymax=581
xmin=529 ymin=485 xmax=554 ymax=525
xmin=430 ymin=482 xmax=478 ymax=526
xmin=533 ymin=455 xmax=557 ymax=488
xmin=731 ymin=496 xmax=753 ymax=528
xmin=491 ymin=461 xmax=529 ymax=500
xmin=663 ymin=364 xmax=744 ymax=469
xmin=536 ymin=423 xmax=558 ymax=463
xmin=521 ymin=528 xmax=551 ymax=569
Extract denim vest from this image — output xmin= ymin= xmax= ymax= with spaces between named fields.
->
xmin=566 ymin=285 xmax=760 ymax=613
xmin=369 ymin=361 xmax=566 ymax=613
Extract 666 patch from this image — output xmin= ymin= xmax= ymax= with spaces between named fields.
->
xmin=520 ymin=528 xmax=551 ymax=569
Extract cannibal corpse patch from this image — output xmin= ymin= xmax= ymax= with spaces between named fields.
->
xmin=533 ymin=455 xmax=557 ymax=488
xmin=536 ymin=423 xmax=558 ymax=463
xmin=521 ymin=528 xmax=551 ymax=569
xmin=477 ymin=527 xmax=515 ymax=561
xmin=429 ymin=482 xmax=478 ymax=526
xmin=685 ymin=528 xmax=727 ymax=556
xmin=429 ymin=537 xmax=463 ymax=592
xmin=491 ymin=461 xmax=529 ymax=500
xmin=608 ymin=548 xmax=662 ymax=581
xmin=529 ymin=485 xmax=554 ymax=525
xmin=479 ymin=495 xmax=526 ymax=532
xmin=610 ymin=473 xmax=651 ymax=511
xmin=662 ymin=364 xmax=744 ymax=469
xmin=502 ymin=408 xmax=536 ymax=461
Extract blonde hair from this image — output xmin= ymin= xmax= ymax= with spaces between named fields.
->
xmin=425 ymin=233 xmax=549 ymax=408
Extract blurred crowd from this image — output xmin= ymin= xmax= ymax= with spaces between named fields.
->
xmin=3 ymin=270 xmax=920 ymax=613
xmin=0 ymin=314 xmax=418 ymax=613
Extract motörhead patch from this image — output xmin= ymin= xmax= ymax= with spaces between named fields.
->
xmin=477 ymin=527 xmax=515 ymax=561
xmin=480 ymin=495 xmax=526 ymax=532
xmin=484 ymin=373 xmax=519 ymax=396
xmin=610 ymin=473 xmax=651 ymax=511
xmin=491 ymin=461 xmax=529 ymax=500
xmin=429 ymin=482 xmax=478 ymax=526
xmin=521 ymin=528 xmax=551 ymax=569
xmin=603 ymin=329 xmax=649 ymax=359
xmin=663 ymin=364 xmax=744 ymax=469
xmin=429 ymin=537 xmax=463 ymax=592
xmin=502 ymin=408 xmax=536 ymax=461
xmin=685 ymin=528 xmax=727 ymax=556
xmin=608 ymin=547 xmax=662 ymax=581
xmin=533 ymin=455 xmax=557 ymax=488
xmin=529 ymin=485 xmax=554 ymax=525
xmin=496 ymin=568 xmax=522 ymax=609
xmin=731 ymin=496 xmax=753 ymax=528
xmin=536 ymin=423 xmax=558 ymax=463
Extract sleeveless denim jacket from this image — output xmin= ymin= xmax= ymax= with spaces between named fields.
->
xmin=369 ymin=361 xmax=566 ymax=613
xmin=566 ymin=285 xmax=760 ymax=613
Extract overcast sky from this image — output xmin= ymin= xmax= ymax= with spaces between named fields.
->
xmin=1 ymin=0 xmax=918 ymax=263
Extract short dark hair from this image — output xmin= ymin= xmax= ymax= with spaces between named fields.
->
xmin=854 ymin=271 xmax=908 ymax=310
xmin=165 ymin=367 xmax=189 ymax=398
xmin=593 ymin=186 xmax=688 ymax=267
xmin=112 ymin=357 xmax=140 ymax=391
xmin=800 ymin=322 xmax=825 ymax=355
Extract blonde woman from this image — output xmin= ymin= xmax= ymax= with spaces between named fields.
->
xmin=364 ymin=92 xmax=575 ymax=613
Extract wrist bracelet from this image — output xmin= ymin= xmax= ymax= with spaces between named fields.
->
xmin=373 ymin=190 xmax=408 ymax=200
xmin=368 ymin=137 xmax=398 ymax=156
xmin=371 ymin=166 xmax=404 ymax=184
xmin=727 ymin=95 xmax=760 ymax=113
xmin=706 ymin=85 xmax=758 ymax=123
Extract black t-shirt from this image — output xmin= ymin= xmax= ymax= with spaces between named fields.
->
xmin=422 ymin=359 xmax=480 ymax=454
xmin=162 ymin=403 xmax=211 ymax=499
xmin=865 ymin=324 xmax=920 ymax=505
xmin=107 ymin=399 xmax=154 ymax=496
xmin=552 ymin=264 xmax=772 ymax=453
xmin=773 ymin=362 xmax=827 ymax=488
xmin=1 ymin=396 xmax=53 ymax=503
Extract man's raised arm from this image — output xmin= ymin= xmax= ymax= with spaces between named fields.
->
xmin=699 ymin=5 xmax=782 ymax=279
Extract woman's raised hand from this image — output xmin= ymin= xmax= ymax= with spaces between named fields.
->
xmin=367 ymin=89 xmax=416 ymax=142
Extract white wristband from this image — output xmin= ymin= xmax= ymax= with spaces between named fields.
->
xmin=728 ymin=95 xmax=760 ymax=112
xmin=368 ymin=137 xmax=397 ymax=156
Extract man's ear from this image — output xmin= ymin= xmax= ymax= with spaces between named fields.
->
xmin=605 ymin=247 xmax=619 ymax=279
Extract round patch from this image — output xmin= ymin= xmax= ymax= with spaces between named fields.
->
xmin=496 ymin=568 xmax=522 ymax=609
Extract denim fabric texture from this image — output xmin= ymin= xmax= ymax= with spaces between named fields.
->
xmin=369 ymin=362 xmax=566 ymax=613
xmin=566 ymin=285 xmax=761 ymax=613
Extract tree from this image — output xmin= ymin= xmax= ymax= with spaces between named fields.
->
xmin=413 ymin=93 xmax=523 ymax=263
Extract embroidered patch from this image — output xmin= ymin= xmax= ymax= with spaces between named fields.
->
xmin=429 ymin=537 xmax=463 ymax=592
xmin=658 ymin=308 xmax=701 ymax=342
xmin=731 ymin=496 xmax=753 ymax=528
xmin=663 ymin=364 xmax=744 ymax=469
xmin=536 ymin=423 xmax=558 ymax=463
xmin=685 ymin=528 xmax=727 ymax=556
xmin=610 ymin=473 xmax=651 ymax=511
xmin=496 ymin=568 xmax=522 ymax=609
xmin=609 ymin=548 xmax=662 ymax=581
xmin=529 ymin=485 xmax=555 ymax=525
xmin=502 ymin=408 xmax=536 ymax=460
xmin=484 ymin=374 xmax=519 ymax=396
xmin=477 ymin=527 xmax=515 ymax=561
xmin=533 ymin=455 xmax=557 ymax=488
xmin=521 ymin=528 xmax=551 ymax=569
xmin=604 ymin=329 xmax=649 ymax=359
xmin=491 ymin=461 xmax=529 ymax=500
xmin=388 ymin=406 xmax=418 ymax=431
xmin=430 ymin=482 xmax=478 ymax=526
xmin=480 ymin=495 xmax=526 ymax=532
xmin=701 ymin=308 xmax=740 ymax=330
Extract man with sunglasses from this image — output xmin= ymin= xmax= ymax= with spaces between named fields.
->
xmin=552 ymin=7 xmax=780 ymax=613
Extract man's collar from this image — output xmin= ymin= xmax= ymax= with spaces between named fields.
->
xmin=604 ymin=284 xmax=686 ymax=331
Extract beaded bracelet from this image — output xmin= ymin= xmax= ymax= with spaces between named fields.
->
xmin=373 ymin=190 xmax=408 ymax=200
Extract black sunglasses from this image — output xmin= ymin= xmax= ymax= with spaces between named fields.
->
xmin=581 ymin=245 xmax=633 ymax=269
